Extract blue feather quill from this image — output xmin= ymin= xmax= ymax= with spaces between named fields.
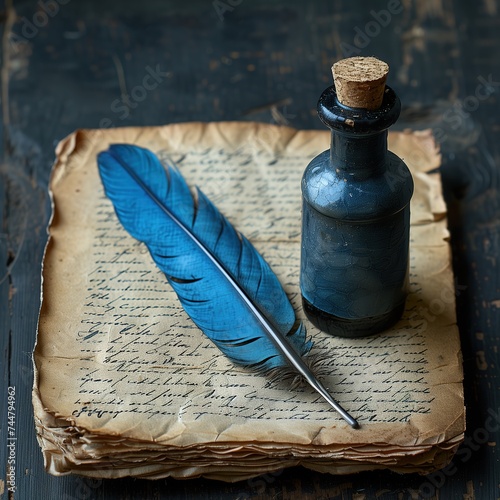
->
xmin=97 ymin=144 xmax=358 ymax=427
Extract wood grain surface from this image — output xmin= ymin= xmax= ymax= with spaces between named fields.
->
xmin=1 ymin=0 xmax=499 ymax=498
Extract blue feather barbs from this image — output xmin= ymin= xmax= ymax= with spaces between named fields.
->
xmin=97 ymin=144 xmax=359 ymax=428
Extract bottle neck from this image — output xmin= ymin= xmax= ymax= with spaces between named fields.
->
xmin=330 ymin=130 xmax=388 ymax=178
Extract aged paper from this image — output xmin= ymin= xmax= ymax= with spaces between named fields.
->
xmin=33 ymin=122 xmax=464 ymax=480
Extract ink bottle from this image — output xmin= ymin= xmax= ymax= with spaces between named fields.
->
xmin=300 ymin=57 xmax=414 ymax=337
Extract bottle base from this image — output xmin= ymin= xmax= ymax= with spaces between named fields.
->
xmin=302 ymin=297 xmax=405 ymax=338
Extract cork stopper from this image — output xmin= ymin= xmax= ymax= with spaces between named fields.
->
xmin=332 ymin=57 xmax=389 ymax=111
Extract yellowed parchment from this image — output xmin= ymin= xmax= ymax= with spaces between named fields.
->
xmin=32 ymin=122 xmax=464 ymax=480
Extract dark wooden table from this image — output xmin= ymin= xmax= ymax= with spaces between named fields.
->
xmin=1 ymin=0 xmax=499 ymax=498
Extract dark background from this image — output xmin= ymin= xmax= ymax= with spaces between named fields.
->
xmin=1 ymin=0 xmax=499 ymax=498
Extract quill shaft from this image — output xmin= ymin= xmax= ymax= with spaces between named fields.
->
xmin=110 ymin=152 xmax=358 ymax=428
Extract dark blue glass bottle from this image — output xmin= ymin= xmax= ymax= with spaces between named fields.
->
xmin=300 ymin=84 xmax=414 ymax=337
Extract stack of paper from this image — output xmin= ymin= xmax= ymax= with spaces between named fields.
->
xmin=32 ymin=122 xmax=464 ymax=481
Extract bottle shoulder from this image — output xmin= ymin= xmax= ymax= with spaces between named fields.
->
xmin=301 ymin=150 xmax=414 ymax=220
